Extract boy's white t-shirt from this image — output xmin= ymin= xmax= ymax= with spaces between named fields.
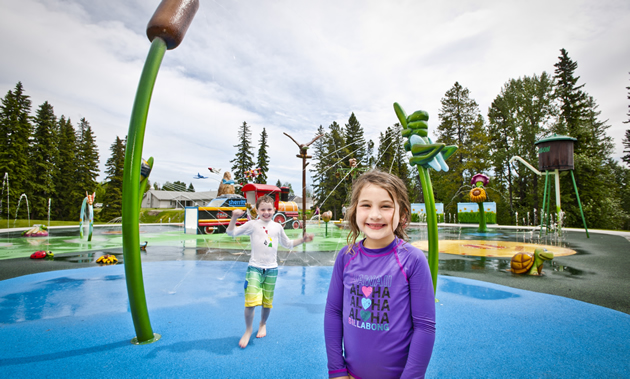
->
xmin=226 ymin=219 xmax=293 ymax=269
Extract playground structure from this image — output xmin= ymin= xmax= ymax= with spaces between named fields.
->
xmin=120 ymin=0 xmax=199 ymax=344
xmin=188 ymin=183 xmax=301 ymax=235
xmin=79 ymin=192 xmax=95 ymax=241
xmin=510 ymin=133 xmax=589 ymax=237
xmin=469 ymin=173 xmax=489 ymax=233
xmin=394 ymin=102 xmax=458 ymax=294
xmin=283 ymin=132 xmax=322 ymax=237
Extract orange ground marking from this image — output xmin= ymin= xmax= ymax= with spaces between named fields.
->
xmin=411 ymin=240 xmax=577 ymax=257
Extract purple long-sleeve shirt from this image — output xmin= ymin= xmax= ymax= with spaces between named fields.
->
xmin=324 ymin=238 xmax=436 ymax=379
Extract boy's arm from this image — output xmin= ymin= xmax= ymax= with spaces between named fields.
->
xmin=226 ymin=209 xmax=245 ymax=236
xmin=290 ymin=233 xmax=314 ymax=247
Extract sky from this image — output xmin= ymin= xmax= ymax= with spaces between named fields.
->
xmin=1 ymin=0 xmax=629 ymax=194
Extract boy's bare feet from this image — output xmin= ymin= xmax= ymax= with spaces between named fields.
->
xmin=239 ymin=329 xmax=252 ymax=348
xmin=256 ymin=324 xmax=267 ymax=338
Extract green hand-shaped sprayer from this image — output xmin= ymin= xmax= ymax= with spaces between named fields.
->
xmin=393 ymin=102 xmax=457 ymax=294
xmin=122 ymin=0 xmax=199 ymax=345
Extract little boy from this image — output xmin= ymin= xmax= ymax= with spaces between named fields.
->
xmin=226 ymin=195 xmax=314 ymax=348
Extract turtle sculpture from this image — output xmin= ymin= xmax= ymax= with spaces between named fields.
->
xmin=510 ymin=247 xmax=554 ymax=275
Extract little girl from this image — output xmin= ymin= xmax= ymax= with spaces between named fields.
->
xmin=324 ymin=170 xmax=435 ymax=379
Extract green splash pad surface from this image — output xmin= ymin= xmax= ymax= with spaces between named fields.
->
xmin=0 ymin=223 xmax=350 ymax=260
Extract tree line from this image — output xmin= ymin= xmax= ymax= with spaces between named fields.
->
xmin=4 ymin=48 xmax=629 ymax=229
xmin=0 ymin=82 xmax=142 ymax=222
xmin=0 ymin=82 xmax=102 ymax=221
xmin=309 ymin=49 xmax=630 ymax=230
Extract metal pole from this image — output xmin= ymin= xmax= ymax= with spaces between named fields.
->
xmin=554 ymin=169 xmax=562 ymax=233
xmin=302 ymin=156 xmax=306 ymax=238
xmin=570 ymin=170 xmax=590 ymax=238
xmin=540 ymin=171 xmax=549 ymax=234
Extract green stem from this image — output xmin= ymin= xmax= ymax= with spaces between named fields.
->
xmin=540 ymin=171 xmax=549 ymax=234
xmin=570 ymin=170 xmax=589 ymax=238
xmin=478 ymin=202 xmax=487 ymax=232
xmin=122 ymin=37 xmax=166 ymax=344
xmin=419 ymin=167 xmax=438 ymax=294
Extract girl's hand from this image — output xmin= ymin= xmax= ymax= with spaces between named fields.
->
xmin=303 ymin=233 xmax=314 ymax=243
xmin=232 ymin=209 xmax=244 ymax=218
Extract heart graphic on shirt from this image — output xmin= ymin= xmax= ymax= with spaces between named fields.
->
xmin=361 ymin=286 xmax=372 ymax=298
xmin=360 ymin=310 xmax=371 ymax=322
xmin=361 ymin=298 xmax=371 ymax=310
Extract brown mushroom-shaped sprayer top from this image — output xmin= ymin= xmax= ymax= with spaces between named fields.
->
xmin=146 ymin=0 xmax=199 ymax=50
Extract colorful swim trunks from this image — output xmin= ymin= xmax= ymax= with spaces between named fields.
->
xmin=244 ymin=266 xmax=278 ymax=308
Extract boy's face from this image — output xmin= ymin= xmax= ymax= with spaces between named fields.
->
xmin=257 ymin=201 xmax=275 ymax=222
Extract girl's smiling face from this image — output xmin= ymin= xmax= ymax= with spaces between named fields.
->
xmin=257 ymin=201 xmax=275 ymax=222
xmin=356 ymin=183 xmax=399 ymax=249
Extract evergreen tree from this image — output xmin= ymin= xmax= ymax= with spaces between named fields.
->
xmin=188 ymin=182 xmax=195 ymax=192
xmin=552 ymin=48 xmax=588 ymax=148
xmin=550 ymin=51 xmax=621 ymax=229
xmin=165 ymin=181 xmax=188 ymax=191
xmin=255 ymin=128 xmax=269 ymax=184
xmin=0 ymin=82 xmax=32 ymax=219
xmin=434 ymin=82 xmax=481 ymax=213
xmin=29 ymin=101 xmax=58 ymax=219
xmin=100 ymin=136 xmax=125 ymax=221
xmin=53 ymin=116 xmax=78 ymax=220
xmin=230 ymin=121 xmax=255 ymax=189
xmin=282 ymin=182 xmax=294 ymax=196
xmin=581 ymin=96 xmax=614 ymax=158
xmin=344 ymin=113 xmax=367 ymax=165
xmin=375 ymin=126 xmax=397 ymax=172
xmin=366 ymin=140 xmax=375 ymax=167
xmin=311 ymin=122 xmax=347 ymax=217
xmin=484 ymin=73 xmax=556 ymax=224
xmin=623 ymin=130 xmax=630 ymax=166
xmin=310 ymin=125 xmax=328 ymax=209
xmin=74 ymin=118 xmax=100 ymax=205
xmin=622 ymin=73 xmax=630 ymax=166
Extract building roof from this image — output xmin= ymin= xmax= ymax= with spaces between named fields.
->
xmin=143 ymin=189 xmax=217 ymax=201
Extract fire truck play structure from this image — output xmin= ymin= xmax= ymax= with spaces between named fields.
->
xmin=185 ymin=183 xmax=301 ymax=234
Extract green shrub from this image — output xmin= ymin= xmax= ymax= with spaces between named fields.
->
xmin=457 ymin=211 xmax=496 ymax=224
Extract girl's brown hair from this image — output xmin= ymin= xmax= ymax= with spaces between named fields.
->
xmin=345 ymin=170 xmax=410 ymax=253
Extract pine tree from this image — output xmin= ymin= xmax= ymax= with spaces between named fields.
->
xmin=100 ymin=136 xmax=125 ymax=221
xmin=75 ymin=118 xmax=100 ymax=202
xmin=255 ymin=128 xmax=269 ymax=184
xmin=486 ymin=73 xmax=554 ymax=224
xmin=344 ymin=113 xmax=367 ymax=165
xmin=376 ymin=126 xmax=397 ymax=171
xmin=434 ymin=82 xmax=482 ymax=214
xmin=53 ymin=116 xmax=77 ymax=220
xmin=0 ymin=82 xmax=32 ymax=219
xmin=29 ymin=101 xmax=58 ymax=219
xmin=622 ymin=73 xmax=630 ymax=166
xmin=366 ymin=140 xmax=375 ymax=167
xmin=188 ymin=182 xmax=195 ymax=192
xmin=310 ymin=125 xmax=328 ymax=209
xmin=230 ymin=121 xmax=255 ymax=189
xmin=623 ymin=130 xmax=630 ymax=166
xmin=553 ymin=48 xmax=588 ymax=149
xmin=311 ymin=122 xmax=347 ymax=217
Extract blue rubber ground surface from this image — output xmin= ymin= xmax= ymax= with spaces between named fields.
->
xmin=1 ymin=261 xmax=629 ymax=378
